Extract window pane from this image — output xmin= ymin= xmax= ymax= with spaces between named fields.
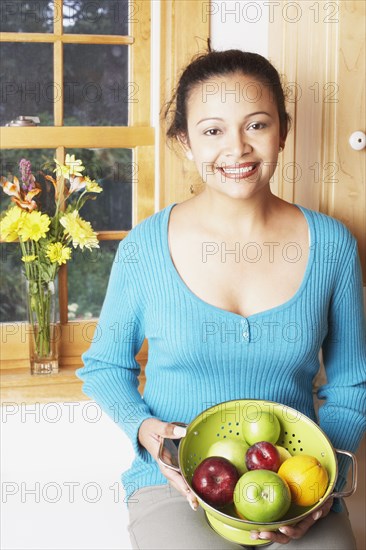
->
xmin=63 ymin=44 xmax=128 ymax=126
xmin=66 ymin=148 xmax=133 ymax=231
xmin=0 ymin=0 xmax=53 ymax=33
xmin=63 ymin=0 xmax=129 ymax=35
xmin=0 ymin=43 xmax=54 ymax=127
xmin=0 ymin=244 xmax=27 ymax=322
xmin=67 ymin=240 xmax=120 ymax=320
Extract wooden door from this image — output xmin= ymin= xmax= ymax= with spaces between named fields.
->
xmin=269 ymin=0 xmax=365 ymax=280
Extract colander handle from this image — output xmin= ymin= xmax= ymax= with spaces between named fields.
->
xmin=330 ymin=449 xmax=358 ymax=498
xmin=157 ymin=422 xmax=187 ymax=473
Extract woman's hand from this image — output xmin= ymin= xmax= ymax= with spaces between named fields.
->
xmin=249 ymin=497 xmax=334 ymax=544
xmin=138 ymin=417 xmax=198 ymax=510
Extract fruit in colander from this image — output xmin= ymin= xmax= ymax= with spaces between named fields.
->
xmin=191 ymin=456 xmax=240 ymax=508
xmin=234 ymin=469 xmax=291 ymax=522
xmin=245 ymin=441 xmax=281 ymax=472
xmin=276 ymin=445 xmax=292 ymax=464
xmin=277 ymin=455 xmax=329 ymax=506
xmin=207 ymin=439 xmax=249 ymax=475
xmin=242 ymin=410 xmax=281 ymax=445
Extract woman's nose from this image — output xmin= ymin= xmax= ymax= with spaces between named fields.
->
xmin=225 ymin=130 xmax=252 ymax=159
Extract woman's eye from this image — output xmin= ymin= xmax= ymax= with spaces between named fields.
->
xmin=204 ymin=128 xmax=221 ymax=136
xmin=248 ymin=122 xmax=266 ymax=130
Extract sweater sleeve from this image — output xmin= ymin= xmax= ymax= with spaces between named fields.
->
xmin=318 ymin=240 xmax=366 ymax=493
xmin=75 ymin=238 xmax=155 ymax=463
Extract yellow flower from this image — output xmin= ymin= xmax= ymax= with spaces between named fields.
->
xmin=0 ymin=206 xmax=25 ymax=241
xmin=22 ymin=254 xmax=37 ymax=263
xmin=55 ymin=154 xmax=85 ymax=179
xmin=18 ymin=211 xmax=51 ymax=242
xmin=85 ymin=177 xmax=103 ymax=193
xmin=46 ymin=242 xmax=72 ymax=265
xmin=65 ymin=154 xmax=85 ymax=175
xmin=60 ymin=211 xmax=99 ymax=250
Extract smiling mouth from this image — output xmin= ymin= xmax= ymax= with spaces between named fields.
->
xmin=218 ymin=163 xmax=260 ymax=180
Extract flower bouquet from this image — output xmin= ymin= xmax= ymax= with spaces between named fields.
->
xmin=0 ymin=155 xmax=102 ymax=374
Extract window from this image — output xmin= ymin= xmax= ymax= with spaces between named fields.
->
xmin=0 ymin=0 xmax=210 ymax=373
xmin=0 ymin=0 xmax=154 ymax=368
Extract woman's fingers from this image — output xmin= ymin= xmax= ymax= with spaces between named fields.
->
xmin=138 ymin=418 xmax=186 ymax=447
xmin=155 ymin=419 xmax=187 ymax=439
xmin=138 ymin=418 xmax=198 ymax=508
xmin=250 ymin=530 xmax=290 ymax=544
xmin=252 ymin=498 xmax=334 ymax=544
xmin=160 ymin=463 xmax=198 ymax=510
xmin=158 ymin=446 xmax=198 ymax=508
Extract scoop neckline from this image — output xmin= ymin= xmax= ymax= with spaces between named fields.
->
xmin=163 ymin=202 xmax=314 ymax=321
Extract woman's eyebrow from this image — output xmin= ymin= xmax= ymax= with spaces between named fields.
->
xmin=196 ymin=117 xmax=224 ymax=126
xmin=196 ymin=111 xmax=272 ymax=126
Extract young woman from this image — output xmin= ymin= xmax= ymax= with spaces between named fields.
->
xmin=77 ymin=50 xmax=365 ymax=549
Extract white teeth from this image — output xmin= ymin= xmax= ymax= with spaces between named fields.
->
xmin=222 ymin=165 xmax=255 ymax=174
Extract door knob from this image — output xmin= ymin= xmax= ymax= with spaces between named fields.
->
xmin=349 ymin=131 xmax=365 ymax=151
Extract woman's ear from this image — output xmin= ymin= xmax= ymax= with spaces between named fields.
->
xmin=177 ymin=134 xmax=193 ymax=161
xmin=279 ymin=135 xmax=286 ymax=152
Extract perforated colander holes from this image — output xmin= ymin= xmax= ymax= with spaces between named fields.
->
xmin=188 ymin=454 xmax=202 ymax=468
xmin=281 ymin=432 xmax=303 ymax=453
xmin=216 ymin=422 xmax=241 ymax=437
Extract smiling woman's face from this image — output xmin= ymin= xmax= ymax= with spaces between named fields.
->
xmin=182 ymin=72 xmax=283 ymax=200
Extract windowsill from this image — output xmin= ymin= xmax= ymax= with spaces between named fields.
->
xmin=0 ymin=325 xmax=148 ymax=405
xmin=0 ymin=366 xmax=146 ymax=405
xmin=0 ymin=367 xmax=88 ymax=405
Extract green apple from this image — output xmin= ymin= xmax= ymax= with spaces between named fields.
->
xmin=234 ymin=469 xmax=291 ymax=522
xmin=276 ymin=445 xmax=292 ymax=465
xmin=207 ymin=439 xmax=249 ymax=475
xmin=242 ymin=411 xmax=281 ymax=445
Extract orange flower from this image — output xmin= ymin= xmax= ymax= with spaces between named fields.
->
xmin=43 ymin=174 xmax=59 ymax=200
xmin=0 ymin=175 xmax=41 ymax=211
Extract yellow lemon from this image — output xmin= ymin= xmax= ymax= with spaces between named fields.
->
xmin=278 ymin=454 xmax=329 ymax=506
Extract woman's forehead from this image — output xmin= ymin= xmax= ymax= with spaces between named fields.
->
xmin=186 ymin=73 xmax=276 ymax=116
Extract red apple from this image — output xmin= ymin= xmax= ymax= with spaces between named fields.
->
xmin=246 ymin=441 xmax=281 ymax=472
xmin=191 ymin=456 xmax=240 ymax=508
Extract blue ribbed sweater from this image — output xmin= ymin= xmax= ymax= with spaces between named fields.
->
xmin=77 ymin=203 xmax=366 ymax=505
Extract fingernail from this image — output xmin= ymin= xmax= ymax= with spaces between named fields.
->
xmin=250 ymin=532 xmax=259 ymax=540
xmin=313 ymin=510 xmax=322 ymax=521
xmin=258 ymin=533 xmax=270 ymax=540
xmin=279 ymin=527 xmax=288 ymax=534
xmin=173 ymin=426 xmax=186 ymax=438
xmin=187 ymin=498 xmax=198 ymax=511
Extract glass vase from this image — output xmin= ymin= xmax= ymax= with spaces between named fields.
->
xmin=26 ymin=277 xmax=59 ymax=375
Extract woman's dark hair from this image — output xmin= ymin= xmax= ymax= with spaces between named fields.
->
xmin=164 ymin=49 xmax=291 ymax=143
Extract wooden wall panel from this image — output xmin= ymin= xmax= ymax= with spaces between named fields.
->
xmin=269 ymin=0 xmax=365 ymax=281
xmin=159 ymin=0 xmax=210 ymax=208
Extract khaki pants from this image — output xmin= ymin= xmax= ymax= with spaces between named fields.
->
xmin=127 ymin=485 xmax=357 ymax=550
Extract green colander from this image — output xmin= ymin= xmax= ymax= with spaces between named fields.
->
xmin=158 ymin=399 xmax=357 ymax=547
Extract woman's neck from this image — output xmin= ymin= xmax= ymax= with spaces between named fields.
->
xmin=192 ymin=187 xmax=282 ymax=238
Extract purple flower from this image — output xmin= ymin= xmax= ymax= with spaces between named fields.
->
xmin=19 ymin=158 xmax=35 ymax=190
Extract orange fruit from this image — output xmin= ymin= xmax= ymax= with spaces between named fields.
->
xmin=277 ymin=455 xmax=329 ymax=506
